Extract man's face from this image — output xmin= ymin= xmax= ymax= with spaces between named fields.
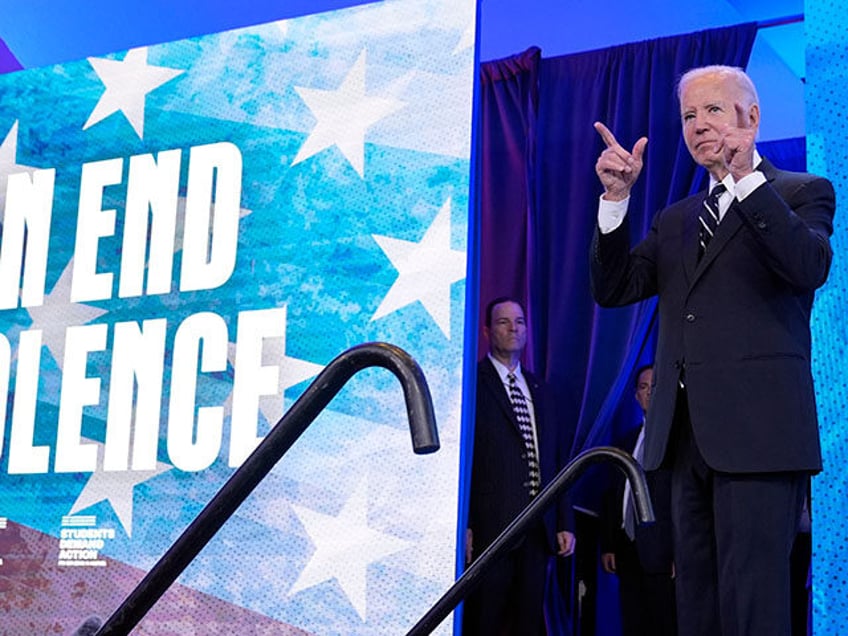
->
xmin=635 ymin=367 xmax=653 ymax=413
xmin=680 ymin=72 xmax=759 ymax=173
xmin=485 ymin=301 xmax=527 ymax=358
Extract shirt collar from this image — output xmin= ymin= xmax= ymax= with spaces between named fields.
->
xmin=488 ymin=353 xmax=522 ymax=383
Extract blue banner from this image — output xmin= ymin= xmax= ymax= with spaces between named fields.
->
xmin=0 ymin=1 xmax=476 ymax=633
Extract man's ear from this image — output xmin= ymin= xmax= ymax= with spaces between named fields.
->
xmin=748 ymin=103 xmax=760 ymax=130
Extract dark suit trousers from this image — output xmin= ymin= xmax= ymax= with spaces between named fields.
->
xmin=670 ymin=392 xmax=806 ymax=636
xmin=615 ymin=535 xmax=677 ymax=636
xmin=462 ymin=522 xmax=549 ymax=636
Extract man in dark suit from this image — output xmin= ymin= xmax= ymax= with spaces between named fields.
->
xmin=600 ymin=364 xmax=676 ymax=636
xmin=464 ymin=296 xmax=575 ymax=636
xmin=589 ymin=65 xmax=835 ymax=636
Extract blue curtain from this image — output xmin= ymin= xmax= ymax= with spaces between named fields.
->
xmin=477 ymin=46 xmax=542 ymax=365
xmin=474 ymin=23 xmax=760 ymax=635
xmin=759 ymin=136 xmax=807 ymax=172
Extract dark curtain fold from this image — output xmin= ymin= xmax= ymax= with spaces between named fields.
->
xmin=476 ymin=46 xmax=542 ymax=369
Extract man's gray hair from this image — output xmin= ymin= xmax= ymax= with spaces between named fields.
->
xmin=677 ymin=65 xmax=759 ymax=107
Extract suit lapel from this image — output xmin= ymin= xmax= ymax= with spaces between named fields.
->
xmin=524 ymin=372 xmax=542 ymax=425
xmin=688 ymin=159 xmax=779 ymax=286
xmin=480 ymin=357 xmax=520 ymax=432
xmin=701 ymin=209 xmax=742 ymax=265
xmin=683 ymin=196 xmax=701 ymax=282
xmin=696 ymin=205 xmax=743 ymax=272
xmin=524 ymin=371 xmax=550 ymax=476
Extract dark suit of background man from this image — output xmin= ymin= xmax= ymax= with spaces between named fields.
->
xmin=589 ymin=65 xmax=835 ymax=636
xmin=600 ymin=364 xmax=676 ymax=636
xmin=464 ymin=297 xmax=576 ymax=636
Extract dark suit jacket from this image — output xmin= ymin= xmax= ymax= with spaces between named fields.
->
xmin=468 ymin=357 xmax=572 ymax=555
xmin=591 ymin=159 xmax=835 ymax=473
xmin=600 ymin=425 xmax=674 ymax=574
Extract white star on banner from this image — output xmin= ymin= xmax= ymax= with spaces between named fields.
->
xmin=289 ymin=476 xmax=412 ymax=620
xmin=371 ymin=197 xmax=466 ymax=338
xmin=292 ymin=49 xmax=405 ymax=177
xmin=0 ymin=120 xmax=37 ymax=221
xmin=368 ymin=404 xmax=461 ymax=585
xmin=25 ymin=259 xmax=108 ymax=369
xmin=275 ymin=20 xmax=290 ymax=38
xmin=84 ymin=47 xmax=184 ymax=138
xmin=452 ymin=20 xmax=476 ymax=54
xmin=69 ymin=438 xmax=172 ymax=538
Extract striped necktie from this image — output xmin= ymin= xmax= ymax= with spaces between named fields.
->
xmin=698 ymin=183 xmax=726 ymax=258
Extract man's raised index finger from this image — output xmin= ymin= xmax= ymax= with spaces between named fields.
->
xmin=593 ymin=121 xmax=619 ymax=148
xmin=734 ymin=103 xmax=748 ymax=129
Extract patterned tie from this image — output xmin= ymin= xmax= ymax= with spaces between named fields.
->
xmin=698 ymin=183 xmax=727 ymax=258
xmin=507 ymin=373 xmax=540 ymax=497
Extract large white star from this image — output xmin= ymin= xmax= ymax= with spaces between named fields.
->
xmin=371 ymin=197 xmax=466 ymax=338
xmin=289 ymin=476 xmax=412 ymax=620
xmin=292 ymin=49 xmax=405 ymax=177
xmin=25 ymin=259 xmax=108 ymax=369
xmin=365 ymin=405 xmax=461 ymax=585
xmin=68 ymin=438 xmax=172 ymax=538
xmin=84 ymin=47 xmax=184 ymax=139
xmin=0 ymin=120 xmax=37 ymax=222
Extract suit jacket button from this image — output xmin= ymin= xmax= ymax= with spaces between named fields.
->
xmin=685 ymin=313 xmax=696 ymax=322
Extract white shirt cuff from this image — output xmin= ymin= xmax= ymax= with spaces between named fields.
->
xmin=598 ymin=195 xmax=629 ymax=234
xmin=733 ymin=170 xmax=766 ymax=201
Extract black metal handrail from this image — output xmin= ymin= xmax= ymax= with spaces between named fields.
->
xmin=405 ymin=446 xmax=654 ymax=636
xmin=92 ymin=342 xmax=439 ymax=635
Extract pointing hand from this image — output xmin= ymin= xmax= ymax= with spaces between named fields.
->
xmin=594 ymin=122 xmax=648 ymax=201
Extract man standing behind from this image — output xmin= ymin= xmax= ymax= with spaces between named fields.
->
xmin=590 ymin=65 xmax=835 ymax=635
xmin=464 ymin=297 xmax=575 ymax=636
xmin=600 ymin=364 xmax=676 ymax=636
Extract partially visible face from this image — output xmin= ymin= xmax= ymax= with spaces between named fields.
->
xmin=635 ymin=367 xmax=653 ymax=413
xmin=679 ymin=72 xmax=759 ymax=173
xmin=485 ymin=301 xmax=527 ymax=358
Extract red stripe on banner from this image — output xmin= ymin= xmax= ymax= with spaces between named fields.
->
xmin=0 ymin=521 xmax=314 ymax=634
